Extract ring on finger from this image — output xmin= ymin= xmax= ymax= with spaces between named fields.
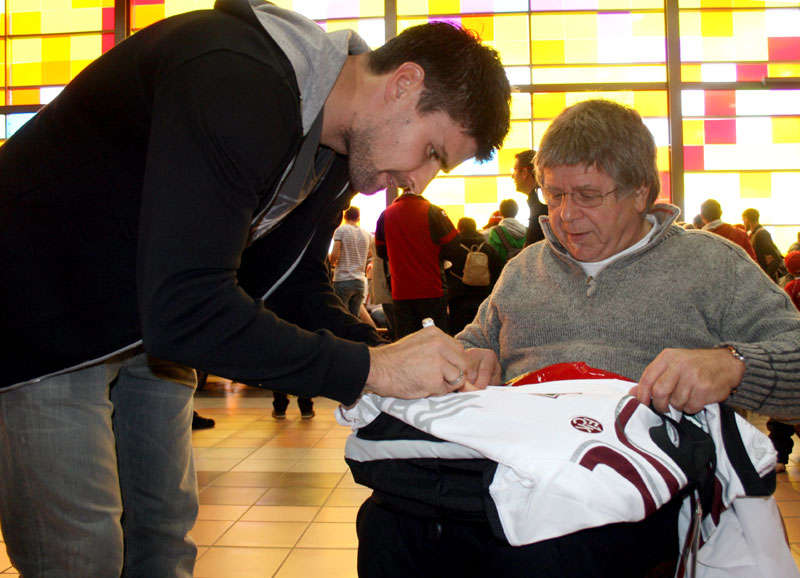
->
xmin=447 ymin=370 xmax=465 ymax=386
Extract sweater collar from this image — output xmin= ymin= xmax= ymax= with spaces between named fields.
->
xmin=541 ymin=203 xmax=681 ymax=269
xmin=248 ymin=0 xmax=370 ymax=135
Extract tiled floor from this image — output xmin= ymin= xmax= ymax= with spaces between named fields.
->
xmin=2 ymin=379 xmax=800 ymax=576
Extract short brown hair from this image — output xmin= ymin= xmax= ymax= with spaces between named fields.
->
xmin=367 ymin=23 xmax=511 ymax=162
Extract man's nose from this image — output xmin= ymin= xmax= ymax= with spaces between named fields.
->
xmin=408 ymin=163 xmax=441 ymax=195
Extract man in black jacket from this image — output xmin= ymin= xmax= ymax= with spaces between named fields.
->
xmin=0 ymin=0 xmax=510 ymax=574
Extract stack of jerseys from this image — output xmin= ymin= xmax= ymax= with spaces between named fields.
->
xmin=337 ymin=378 xmax=796 ymax=577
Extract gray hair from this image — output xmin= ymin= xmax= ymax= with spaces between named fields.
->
xmin=534 ymin=99 xmax=660 ymax=209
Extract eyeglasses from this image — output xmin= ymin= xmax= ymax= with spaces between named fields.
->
xmin=541 ymin=187 xmax=619 ymax=208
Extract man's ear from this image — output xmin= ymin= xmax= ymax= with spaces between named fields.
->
xmin=634 ymin=185 xmax=650 ymax=213
xmin=384 ymin=62 xmax=425 ymax=103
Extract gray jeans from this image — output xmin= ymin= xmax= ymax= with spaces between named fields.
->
xmin=0 ymin=350 xmax=197 ymax=577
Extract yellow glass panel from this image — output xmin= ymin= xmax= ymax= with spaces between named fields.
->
xmin=700 ymin=0 xmax=736 ymax=8
xmin=683 ymin=119 xmax=705 ymax=145
xmin=533 ymin=93 xmax=566 ymax=119
xmin=424 ymin=176 xmax=464 ymax=206
xmin=679 ymin=12 xmax=701 ymax=36
xmin=702 ymin=37 xmax=739 ymax=62
xmin=681 ymin=63 xmax=703 ymax=81
xmin=701 ymin=11 xmax=733 ymax=37
xmin=11 ymin=37 xmax=42 ymax=63
xmin=732 ymin=10 xmax=764 ymax=39
xmin=632 ymin=12 xmax=665 ymax=37
xmin=567 ymin=14 xmax=597 ymax=40
xmin=165 ymin=0 xmax=215 ymax=17
xmin=359 ymin=0 xmax=384 ymax=18
xmin=497 ymin=148 xmax=519 ymax=175
xmin=532 ymin=120 xmax=553 ymax=149
xmin=397 ymin=0 xmax=427 ymax=16
xmin=134 ymin=4 xmax=164 ymax=30
xmin=494 ymin=16 xmax=530 ymax=66
xmin=510 ymin=92 xmax=531 ymax=120
xmin=769 ymin=63 xmax=800 ymax=78
xmin=11 ymin=12 xmax=42 ymax=35
xmin=9 ymin=0 xmax=41 ymax=12
xmin=42 ymin=36 xmax=70 ymax=61
xmin=11 ymin=63 xmax=42 ymax=86
xmin=465 ymin=177 xmax=502 ymax=204
xmin=11 ymin=87 xmax=40 ymax=104
xmin=462 ymin=16 xmax=493 ymax=42
xmin=70 ymin=34 xmax=101 ymax=60
xmin=565 ymin=39 xmax=598 ymax=65
xmin=772 ymin=118 xmax=800 ymax=144
xmin=656 ymin=146 xmax=670 ymax=171
xmin=504 ymin=120 xmax=532 ymax=151
xmin=740 ymin=172 xmax=772 ymax=198
xmin=532 ymin=65 xmax=666 ymax=84
xmin=530 ymin=15 xmax=564 ymax=42
xmin=41 ymin=60 xmax=70 ymax=84
xmin=633 ymin=92 xmax=668 ymax=117
xmin=428 ymin=0 xmax=460 ymax=15
xmin=531 ymin=40 xmax=565 ymax=65
xmin=397 ymin=18 xmax=427 ymax=34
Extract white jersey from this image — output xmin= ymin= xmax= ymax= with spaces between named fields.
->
xmin=338 ymin=379 xmax=795 ymax=577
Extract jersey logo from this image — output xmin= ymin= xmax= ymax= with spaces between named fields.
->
xmin=570 ymin=416 xmax=603 ymax=433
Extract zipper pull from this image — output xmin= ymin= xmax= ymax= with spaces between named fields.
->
xmin=586 ymin=276 xmax=596 ymax=297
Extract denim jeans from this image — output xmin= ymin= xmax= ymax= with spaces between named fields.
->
xmin=0 ymin=350 xmax=197 ymax=577
xmin=334 ymin=278 xmax=366 ymax=317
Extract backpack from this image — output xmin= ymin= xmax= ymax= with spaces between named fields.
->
xmin=495 ymin=226 xmax=523 ymax=261
xmin=455 ymin=242 xmax=490 ymax=287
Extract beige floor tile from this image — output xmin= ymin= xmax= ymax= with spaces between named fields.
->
xmin=198 ymin=447 xmax=259 ymax=460
xmin=779 ymin=500 xmax=800 ymax=518
xmin=0 ymin=546 xmax=12 ymax=573
xmin=314 ymin=506 xmax=360 ymax=523
xmin=274 ymin=472 xmax=345 ymax=488
xmin=195 ymin=458 xmax=245 ymax=472
xmin=303 ymin=448 xmax=349 ymax=460
xmin=257 ymin=487 xmax=333 ymax=507
xmin=198 ymin=504 xmax=250 ymax=521
xmin=325 ymin=488 xmax=372 ymax=507
xmin=231 ymin=459 xmax=299 ymax=472
xmin=241 ymin=506 xmax=320 ymax=522
xmin=216 ymin=521 xmax=309 ymax=548
xmin=295 ymin=522 xmax=358 ymax=549
xmin=288 ymin=459 xmax=349 ymax=474
xmin=336 ymin=471 xmax=366 ymax=489
xmin=775 ymin=483 xmax=800 ymax=502
xmin=274 ymin=548 xmax=357 ymax=578
xmin=784 ymin=516 xmax=800 ymax=543
xmin=248 ymin=447 xmax=308 ymax=460
xmin=312 ymin=437 xmax=348 ymax=449
xmin=191 ymin=520 xmax=235 ymax=546
xmin=211 ymin=471 xmax=285 ymax=487
xmin=194 ymin=546 xmax=289 ymax=578
xmin=199 ymin=486 xmax=268 ymax=506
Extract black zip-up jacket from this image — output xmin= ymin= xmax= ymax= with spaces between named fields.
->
xmin=0 ymin=0 xmax=379 ymax=402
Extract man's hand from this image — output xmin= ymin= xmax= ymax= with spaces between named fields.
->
xmin=459 ymin=348 xmax=502 ymax=392
xmin=365 ymin=326 xmax=476 ymax=398
xmin=631 ymin=348 xmax=745 ymax=414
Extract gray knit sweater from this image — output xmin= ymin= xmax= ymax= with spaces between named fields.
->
xmin=458 ymin=204 xmax=800 ymax=420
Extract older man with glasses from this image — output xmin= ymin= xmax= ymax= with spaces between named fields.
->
xmin=351 ymin=98 xmax=800 ymax=577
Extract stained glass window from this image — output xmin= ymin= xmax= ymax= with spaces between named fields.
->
xmin=2 ymin=0 xmax=799 ymax=248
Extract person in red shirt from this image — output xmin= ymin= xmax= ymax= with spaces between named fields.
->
xmin=375 ymin=191 xmax=459 ymax=337
xmin=699 ymin=198 xmax=757 ymax=260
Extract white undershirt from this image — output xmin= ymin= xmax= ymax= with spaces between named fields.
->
xmin=578 ymin=214 xmax=658 ymax=277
